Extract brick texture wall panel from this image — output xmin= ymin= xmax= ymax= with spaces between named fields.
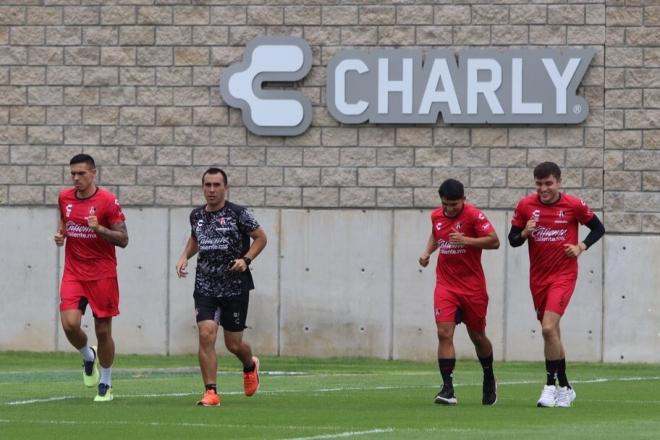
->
xmin=0 ymin=0 xmax=656 ymax=235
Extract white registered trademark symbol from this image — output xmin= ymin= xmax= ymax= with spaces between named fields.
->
xmin=573 ymin=104 xmax=582 ymax=114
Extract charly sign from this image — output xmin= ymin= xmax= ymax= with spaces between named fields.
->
xmin=220 ymin=37 xmax=595 ymax=137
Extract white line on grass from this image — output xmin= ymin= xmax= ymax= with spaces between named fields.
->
xmin=583 ymin=399 xmax=660 ymax=404
xmin=0 ymin=419 xmax=534 ymax=438
xmin=6 ymin=392 xmax=197 ymax=405
xmin=5 ymin=396 xmax=75 ymax=405
xmin=504 ymin=397 xmax=660 ymax=405
xmin=0 ymin=418 xmax=384 ymax=432
xmin=282 ymin=428 xmax=394 ymax=440
xmin=5 ymin=375 xmax=660 ymax=406
xmin=0 ymin=368 xmax=307 ymax=377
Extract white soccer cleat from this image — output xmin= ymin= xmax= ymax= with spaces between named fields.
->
xmin=556 ymin=386 xmax=576 ymax=408
xmin=537 ymin=385 xmax=557 ymax=407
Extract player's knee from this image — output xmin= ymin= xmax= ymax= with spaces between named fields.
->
xmin=61 ymin=320 xmax=80 ymax=335
xmin=198 ymin=326 xmax=216 ymax=345
xmin=470 ymin=331 xmax=488 ymax=346
xmin=541 ymin=324 xmax=558 ymax=340
xmin=94 ymin=324 xmax=111 ymax=341
xmin=224 ymin=339 xmax=242 ymax=354
xmin=437 ymin=328 xmax=453 ymax=342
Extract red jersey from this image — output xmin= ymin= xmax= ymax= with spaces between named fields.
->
xmin=431 ymin=203 xmax=495 ymax=294
xmin=58 ymin=187 xmax=125 ymax=281
xmin=511 ymin=193 xmax=594 ymax=286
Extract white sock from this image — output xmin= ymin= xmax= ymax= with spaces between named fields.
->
xmin=79 ymin=346 xmax=95 ymax=362
xmin=100 ymin=367 xmax=112 ymax=386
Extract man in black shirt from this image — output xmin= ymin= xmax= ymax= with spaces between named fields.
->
xmin=176 ymin=168 xmax=267 ymax=406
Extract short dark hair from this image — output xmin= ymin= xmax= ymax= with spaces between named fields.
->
xmin=69 ymin=153 xmax=95 ymax=169
xmin=202 ymin=167 xmax=228 ymax=185
xmin=533 ymin=161 xmax=561 ymax=180
xmin=438 ymin=178 xmax=464 ymax=200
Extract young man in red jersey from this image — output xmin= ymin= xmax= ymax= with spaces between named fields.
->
xmin=54 ymin=154 xmax=128 ymax=402
xmin=176 ymin=168 xmax=267 ymax=407
xmin=508 ymin=162 xmax=604 ymax=408
xmin=419 ymin=179 xmax=500 ymax=406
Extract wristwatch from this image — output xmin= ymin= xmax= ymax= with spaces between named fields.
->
xmin=242 ymin=256 xmax=252 ymax=266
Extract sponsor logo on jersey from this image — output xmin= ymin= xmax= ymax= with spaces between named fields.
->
xmin=437 ymin=239 xmax=467 ymax=255
xmin=65 ymin=220 xmax=97 ymax=239
xmin=531 ymin=226 xmax=567 ymax=242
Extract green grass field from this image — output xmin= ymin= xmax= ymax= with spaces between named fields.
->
xmin=1 ymin=352 xmax=658 ymax=439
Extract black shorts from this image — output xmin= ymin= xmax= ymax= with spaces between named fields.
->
xmin=194 ymin=293 xmax=249 ymax=332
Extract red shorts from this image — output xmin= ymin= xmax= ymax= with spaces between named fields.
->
xmin=60 ymin=278 xmax=120 ymax=319
xmin=531 ymin=278 xmax=576 ymax=321
xmin=434 ymin=285 xmax=488 ymax=332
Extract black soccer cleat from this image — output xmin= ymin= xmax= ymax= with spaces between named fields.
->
xmin=482 ymin=377 xmax=497 ymax=405
xmin=434 ymin=384 xmax=457 ymax=405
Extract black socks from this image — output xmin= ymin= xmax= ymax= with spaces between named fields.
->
xmin=438 ymin=358 xmax=456 ymax=387
xmin=545 ymin=359 xmax=560 ymax=386
xmin=557 ymin=358 xmax=570 ymax=388
xmin=478 ymin=353 xmax=495 ymax=382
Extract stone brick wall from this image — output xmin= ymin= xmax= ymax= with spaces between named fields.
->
xmin=0 ymin=0 xmax=658 ymax=233
xmin=603 ymin=2 xmax=660 ymax=233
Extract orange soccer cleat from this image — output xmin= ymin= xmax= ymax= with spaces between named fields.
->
xmin=243 ymin=356 xmax=260 ymax=397
xmin=197 ymin=389 xmax=221 ymax=407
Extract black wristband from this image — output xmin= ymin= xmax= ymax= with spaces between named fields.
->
xmin=242 ymin=256 xmax=252 ymax=266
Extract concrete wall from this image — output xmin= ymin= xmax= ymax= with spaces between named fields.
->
xmin=279 ymin=209 xmax=393 ymax=358
xmin=0 ymin=207 xmax=58 ymax=351
xmin=1 ymin=206 xmax=658 ymax=363
xmin=603 ymin=236 xmax=660 ymax=363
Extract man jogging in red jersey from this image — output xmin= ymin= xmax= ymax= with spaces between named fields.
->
xmin=54 ymin=154 xmax=128 ymax=402
xmin=508 ymin=162 xmax=604 ymax=408
xmin=419 ymin=179 xmax=500 ymax=406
